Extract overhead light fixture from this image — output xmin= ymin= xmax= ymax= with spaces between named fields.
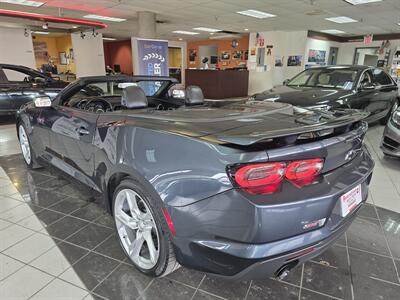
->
xmin=172 ymin=30 xmax=199 ymax=35
xmin=83 ymin=14 xmax=126 ymax=22
xmin=102 ymin=37 xmax=116 ymax=41
xmin=325 ymin=16 xmax=358 ymax=23
xmin=193 ymin=27 xmax=221 ymax=32
xmin=178 ymin=38 xmax=183 ymax=41
xmin=236 ymin=9 xmax=276 ymax=19
xmin=344 ymin=0 xmax=382 ymax=5
xmin=320 ymin=29 xmax=346 ymax=34
xmin=72 ymin=25 xmax=78 ymax=29
xmin=32 ymin=31 xmax=49 ymax=35
xmin=0 ymin=0 xmax=44 ymax=7
xmin=244 ymin=28 xmax=249 ymax=31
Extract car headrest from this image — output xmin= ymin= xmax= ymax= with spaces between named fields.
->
xmin=185 ymin=85 xmax=204 ymax=106
xmin=121 ymin=86 xmax=148 ymax=109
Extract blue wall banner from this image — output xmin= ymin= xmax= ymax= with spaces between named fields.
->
xmin=136 ymin=39 xmax=169 ymax=77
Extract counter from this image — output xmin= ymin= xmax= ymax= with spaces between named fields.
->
xmin=185 ymin=69 xmax=249 ymax=99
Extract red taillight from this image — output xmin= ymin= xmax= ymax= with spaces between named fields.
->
xmin=285 ymin=159 xmax=324 ymax=181
xmin=234 ymin=162 xmax=286 ymax=194
xmin=231 ymin=158 xmax=324 ymax=194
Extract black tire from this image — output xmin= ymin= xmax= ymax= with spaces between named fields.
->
xmin=380 ymin=100 xmax=399 ymax=125
xmin=112 ymin=178 xmax=179 ymax=277
xmin=17 ymin=123 xmax=42 ymax=169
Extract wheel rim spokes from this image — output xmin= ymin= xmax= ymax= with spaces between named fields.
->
xmin=19 ymin=126 xmax=31 ymax=164
xmin=115 ymin=189 xmax=160 ymax=269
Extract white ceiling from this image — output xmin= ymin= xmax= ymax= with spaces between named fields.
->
xmin=0 ymin=0 xmax=400 ymax=40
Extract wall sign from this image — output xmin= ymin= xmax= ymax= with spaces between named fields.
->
xmin=136 ymin=39 xmax=168 ymax=76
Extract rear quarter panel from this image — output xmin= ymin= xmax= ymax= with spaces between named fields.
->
xmin=93 ymin=118 xmax=268 ymax=207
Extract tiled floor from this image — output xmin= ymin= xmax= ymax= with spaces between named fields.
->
xmin=0 ymin=119 xmax=399 ymax=300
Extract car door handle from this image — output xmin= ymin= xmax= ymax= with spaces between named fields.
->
xmin=77 ymin=127 xmax=90 ymax=135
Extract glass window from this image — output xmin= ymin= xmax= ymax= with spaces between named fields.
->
xmin=3 ymin=68 xmax=29 ymax=82
xmin=288 ymin=68 xmax=358 ymax=90
xmin=372 ymin=68 xmax=392 ymax=86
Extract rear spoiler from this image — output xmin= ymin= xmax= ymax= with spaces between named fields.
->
xmin=205 ymin=110 xmax=369 ymax=146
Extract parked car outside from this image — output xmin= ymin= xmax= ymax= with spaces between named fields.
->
xmin=251 ymin=65 xmax=399 ymax=124
xmin=16 ymin=75 xmax=374 ymax=280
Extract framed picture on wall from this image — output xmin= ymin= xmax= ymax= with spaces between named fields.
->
xmin=189 ymin=49 xmax=197 ymax=62
xmin=308 ymin=49 xmax=326 ymax=63
xmin=232 ymin=50 xmax=242 ymax=60
xmin=59 ymin=52 xmax=67 ymax=65
xmin=287 ymin=55 xmax=303 ymax=66
xmin=221 ymin=51 xmax=231 ymax=61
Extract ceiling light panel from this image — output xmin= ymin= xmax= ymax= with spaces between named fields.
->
xmin=83 ymin=14 xmax=126 ymax=22
xmin=102 ymin=37 xmax=116 ymax=41
xmin=236 ymin=9 xmax=276 ymax=19
xmin=172 ymin=30 xmax=199 ymax=35
xmin=193 ymin=27 xmax=221 ymax=32
xmin=32 ymin=31 xmax=49 ymax=34
xmin=320 ymin=29 xmax=346 ymax=34
xmin=344 ymin=0 xmax=382 ymax=5
xmin=0 ymin=0 xmax=44 ymax=7
xmin=325 ymin=16 xmax=358 ymax=23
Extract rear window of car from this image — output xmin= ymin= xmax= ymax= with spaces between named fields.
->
xmin=372 ymin=69 xmax=393 ymax=86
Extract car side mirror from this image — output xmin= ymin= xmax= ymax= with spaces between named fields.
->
xmin=283 ymin=79 xmax=290 ymax=85
xmin=172 ymin=89 xmax=185 ymax=99
xmin=34 ymin=96 xmax=52 ymax=108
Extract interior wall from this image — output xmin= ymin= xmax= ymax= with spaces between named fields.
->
xmin=71 ymin=33 xmax=105 ymax=77
xmin=186 ymin=36 xmax=249 ymax=69
xmin=168 ymin=40 xmax=187 ymax=85
xmin=103 ymin=40 xmax=133 ymax=75
xmin=248 ymin=31 xmax=308 ymax=94
xmin=33 ymin=35 xmax=76 ymax=74
xmin=0 ymin=27 xmax=35 ymax=68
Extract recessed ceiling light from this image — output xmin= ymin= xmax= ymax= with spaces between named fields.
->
xmin=172 ymin=30 xmax=199 ymax=35
xmin=32 ymin=31 xmax=49 ymax=35
xmin=83 ymin=14 xmax=126 ymax=22
xmin=344 ymin=0 xmax=382 ymax=5
xmin=325 ymin=16 xmax=358 ymax=23
xmin=244 ymin=28 xmax=249 ymax=31
xmin=178 ymin=38 xmax=183 ymax=41
xmin=192 ymin=27 xmax=221 ymax=32
xmin=236 ymin=9 xmax=276 ymax=19
xmin=320 ymin=29 xmax=346 ymax=34
xmin=102 ymin=37 xmax=116 ymax=41
xmin=0 ymin=0 xmax=44 ymax=7
xmin=72 ymin=25 xmax=78 ymax=29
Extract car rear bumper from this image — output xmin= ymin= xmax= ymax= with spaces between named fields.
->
xmin=170 ymin=146 xmax=374 ymax=279
xmin=381 ymin=121 xmax=400 ymax=157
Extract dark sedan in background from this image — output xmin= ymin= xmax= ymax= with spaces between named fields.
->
xmin=381 ymin=104 xmax=400 ymax=157
xmin=0 ymin=64 xmax=67 ymax=116
xmin=252 ymin=65 xmax=399 ymax=124
xmin=16 ymin=75 xmax=374 ymax=280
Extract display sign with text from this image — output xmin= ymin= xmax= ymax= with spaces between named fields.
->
xmin=136 ymin=39 xmax=168 ymax=77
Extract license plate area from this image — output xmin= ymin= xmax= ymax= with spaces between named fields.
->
xmin=340 ymin=184 xmax=362 ymax=217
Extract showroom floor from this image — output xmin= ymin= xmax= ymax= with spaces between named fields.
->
xmin=0 ymin=119 xmax=399 ymax=300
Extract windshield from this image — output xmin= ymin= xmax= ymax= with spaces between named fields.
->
xmin=287 ymin=68 xmax=358 ymax=90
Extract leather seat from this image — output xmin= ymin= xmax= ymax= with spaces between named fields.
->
xmin=121 ymin=85 xmax=148 ymax=109
xmin=185 ymin=85 xmax=204 ymax=106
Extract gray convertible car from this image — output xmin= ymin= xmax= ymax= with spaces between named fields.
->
xmin=16 ymin=75 xmax=374 ymax=280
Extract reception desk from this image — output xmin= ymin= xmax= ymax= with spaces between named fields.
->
xmin=185 ymin=69 xmax=249 ymax=99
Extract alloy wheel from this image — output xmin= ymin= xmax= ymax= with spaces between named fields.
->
xmin=19 ymin=125 xmax=31 ymax=165
xmin=114 ymin=188 xmax=160 ymax=269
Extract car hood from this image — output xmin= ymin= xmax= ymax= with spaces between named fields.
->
xmin=107 ymin=102 xmax=368 ymax=146
xmin=253 ymin=85 xmax=354 ymax=107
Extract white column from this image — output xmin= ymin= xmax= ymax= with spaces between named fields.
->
xmin=137 ymin=11 xmax=156 ymax=39
xmin=0 ymin=28 xmax=35 ymax=68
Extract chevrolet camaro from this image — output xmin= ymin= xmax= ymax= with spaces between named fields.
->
xmin=16 ymin=75 xmax=374 ymax=279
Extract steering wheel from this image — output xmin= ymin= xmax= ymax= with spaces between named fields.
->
xmin=83 ymin=99 xmax=113 ymax=113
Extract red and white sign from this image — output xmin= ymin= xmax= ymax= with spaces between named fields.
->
xmin=364 ymin=34 xmax=373 ymax=45
xmin=340 ymin=184 xmax=362 ymax=217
